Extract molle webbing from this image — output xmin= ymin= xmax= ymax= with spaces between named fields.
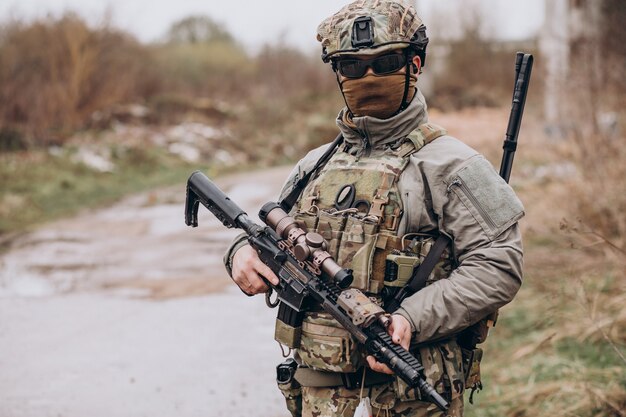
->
xmin=368 ymin=122 xmax=447 ymax=221
xmin=282 ymin=123 xmax=446 ymax=213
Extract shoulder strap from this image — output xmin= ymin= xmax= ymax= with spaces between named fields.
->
xmin=279 ymin=133 xmax=343 ymax=212
xmin=397 ymin=122 xmax=447 ymax=158
xmin=407 ymin=234 xmax=451 ymax=293
xmin=415 ymin=122 xmax=448 ymax=144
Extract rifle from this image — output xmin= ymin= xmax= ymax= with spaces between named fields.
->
xmin=184 ymin=171 xmax=450 ymax=412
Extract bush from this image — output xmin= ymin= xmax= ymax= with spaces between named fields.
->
xmin=150 ymin=40 xmax=251 ymax=100
xmin=0 ymin=14 xmax=160 ymax=147
xmin=0 ymin=13 xmax=339 ymax=150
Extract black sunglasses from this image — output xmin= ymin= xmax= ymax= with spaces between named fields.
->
xmin=334 ymin=53 xmax=407 ymax=78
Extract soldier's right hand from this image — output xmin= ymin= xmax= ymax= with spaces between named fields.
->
xmin=231 ymin=244 xmax=280 ymax=295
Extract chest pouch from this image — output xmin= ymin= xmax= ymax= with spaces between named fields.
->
xmin=297 ymin=153 xmax=409 ymax=293
xmin=336 ymin=215 xmax=381 ymax=291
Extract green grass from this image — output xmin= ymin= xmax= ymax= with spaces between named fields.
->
xmin=0 ymin=145 xmax=211 ymax=235
xmin=465 ymin=271 xmax=626 ymax=417
xmin=556 ymin=338 xmax=626 ymax=369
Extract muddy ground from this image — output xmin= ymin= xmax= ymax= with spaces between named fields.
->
xmin=0 ymin=166 xmax=293 ymax=417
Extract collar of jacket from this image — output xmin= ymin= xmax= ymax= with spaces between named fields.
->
xmin=336 ymin=88 xmax=429 ymax=151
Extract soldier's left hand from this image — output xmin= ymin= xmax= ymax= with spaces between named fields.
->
xmin=366 ymin=314 xmax=412 ymax=375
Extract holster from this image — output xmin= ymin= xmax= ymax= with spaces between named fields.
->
xmin=276 ymin=358 xmax=302 ymax=417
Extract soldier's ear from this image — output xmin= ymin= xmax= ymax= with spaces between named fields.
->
xmin=411 ymin=55 xmax=421 ymax=73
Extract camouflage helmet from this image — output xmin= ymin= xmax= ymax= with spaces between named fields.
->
xmin=317 ymin=0 xmax=428 ymax=64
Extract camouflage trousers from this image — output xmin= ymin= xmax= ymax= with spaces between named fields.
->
xmin=301 ymin=384 xmax=463 ymax=417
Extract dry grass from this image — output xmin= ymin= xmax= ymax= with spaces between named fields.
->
xmin=0 ymin=14 xmax=337 ymax=151
xmin=465 ymin=106 xmax=626 ymax=417
xmin=0 ymin=14 xmax=159 ymax=147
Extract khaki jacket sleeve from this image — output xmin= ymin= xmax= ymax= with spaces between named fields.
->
xmin=395 ymin=137 xmax=525 ymax=343
xmin=222 ymin=143 xmax=332 ymax=277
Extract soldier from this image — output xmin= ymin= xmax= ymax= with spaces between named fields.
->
xmin=224 ymin=1 xmax=524 ymax=416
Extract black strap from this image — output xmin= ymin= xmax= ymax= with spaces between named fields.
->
xmin=409 ymin=234 xmax=451 ymax=292
xmin=280 ymin=133 xmax=343 ymax=212
xmin=386 ymin=234 xmax=451 ymax=313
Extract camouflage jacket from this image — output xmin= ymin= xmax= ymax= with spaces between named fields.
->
xmin=224 ymin=88 xmax=524 ymax=344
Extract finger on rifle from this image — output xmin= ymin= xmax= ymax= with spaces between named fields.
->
xmin=389 ymin=315 xmax=411 ymax=350
xmin=254 ymin=259 xmax=279 ymax=286
xmin=366 ymin=355 xmax=393 ymax=375
xmin=232 ymin=267 xmax=268 ymax=295
xmin=247 ymin=271 xmax=271 ymax=294
xmin=391 ymin=324 xmax=410 ymax=350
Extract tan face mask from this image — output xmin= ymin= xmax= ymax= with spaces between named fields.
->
xmin=340 ymin=72 xmax=417 ymax=119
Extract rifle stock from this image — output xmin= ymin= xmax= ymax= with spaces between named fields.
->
xmin=186 ymin=170 xmax=250 ymax=230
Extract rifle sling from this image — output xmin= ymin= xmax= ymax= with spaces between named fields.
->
xmin=280 ymin=133 xmax=343 ymax=212
xmin=407 ymin=234 xmax=451 ymax=294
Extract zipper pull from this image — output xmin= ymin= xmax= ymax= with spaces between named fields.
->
xmin=446 ymin=178 xmax=461 ymax=193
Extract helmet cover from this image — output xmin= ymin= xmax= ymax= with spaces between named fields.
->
xmin=317 ymin=0 xmax=427 ymax=62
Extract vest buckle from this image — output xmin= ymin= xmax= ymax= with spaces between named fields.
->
xmin=369 ymin=191 xmax=389 ymax=220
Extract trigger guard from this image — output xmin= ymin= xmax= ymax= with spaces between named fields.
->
xmin=265 ymin=288 xmax=280 ymax=308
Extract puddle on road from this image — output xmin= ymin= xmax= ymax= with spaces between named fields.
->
xmin=0 ymin=248 xmax=228 ymax=299
xmin=0 ymin=168 xmax=288 ymax=300
xmin=0 ymin=205 xmax=236 ymax=300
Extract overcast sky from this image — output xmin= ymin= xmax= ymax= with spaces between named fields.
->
xmin=1 ymin=0 xmax=545 ymax=51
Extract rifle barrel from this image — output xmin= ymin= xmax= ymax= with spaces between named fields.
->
xmin=499 ymin=53 xmax=533 ymax=183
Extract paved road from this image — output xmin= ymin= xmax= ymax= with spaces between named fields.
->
xmin=0 ymin=166 xmax=293 ymax=417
